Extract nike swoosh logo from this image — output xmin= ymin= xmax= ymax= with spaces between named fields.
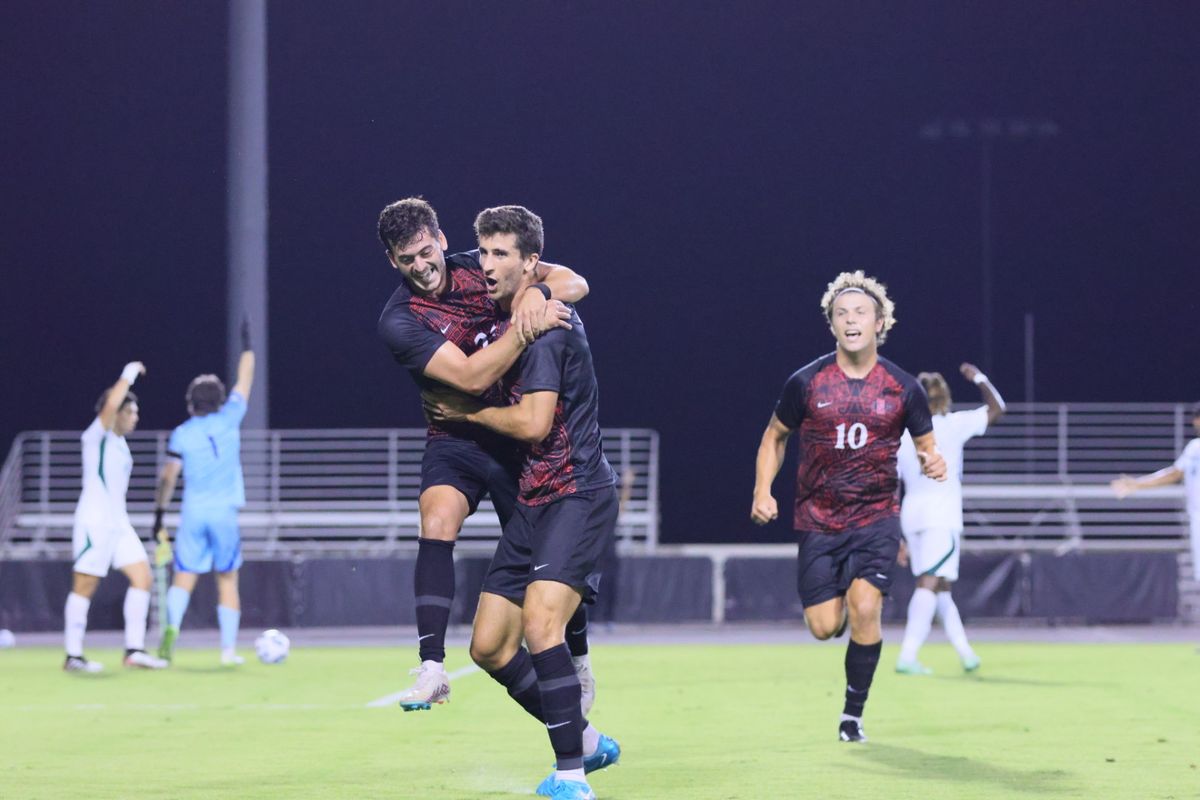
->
xmin=534 ymin=563 xmax=550 ymax=571
xmin=875 ymin=574 xmax=888 ymax=580
xmin=546 ymin=721 xmax=571 ymax=730
xmin=569 ymin=627 xmax=587 ymax=635
xmin=439 ymin=323 xmax=451 ymax=335
xmin=418 ymin=634 xmax=436 ymax=641
xmin=817 ymin=401 xmax=832 ymax=408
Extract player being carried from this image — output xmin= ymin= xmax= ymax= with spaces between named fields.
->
xmin=1111 ymin=401 xmax=1200 ymax=581
xmin=376 ymin=197 xmax=598 ymax=712
xmin=424 ymin=205 xmax=621 ymax=800
xmin=751 ymin=271 xmax=947 ymax=743
xmin=894 ymin=362 xmax=1006 ymax=675
xmin=153 ymin=322 xmax=255 ymax=665
xmin=63 ymin=361 xmax=169 ymax=672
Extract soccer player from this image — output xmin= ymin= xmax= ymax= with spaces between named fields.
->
xmin=63 ymin=361 xmax=168 ymax=671
xmin=1111 ymin=401 xmax=1200 ymax=580
xmin=424 ymin=206 xmax=620 ymax=800
xmin=377 ymin=197 xmax=598 ymax=712
xmin=894 ymin=362 xmax=1006 ymax=675
xmin=750 ymin=271 xmax=947 ymax=743
xmin=153 ymin=324 xmax=255 ymax=665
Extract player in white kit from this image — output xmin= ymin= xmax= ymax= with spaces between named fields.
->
xmin=64 ymin=361 xmax=169 ymax=672
xmin=894 ymin=363 xmax=1005 ymax=675
xmin=1111 ymin=402 xmax=1200 ymax=580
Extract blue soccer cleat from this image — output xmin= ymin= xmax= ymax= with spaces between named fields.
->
xmin=583 ymin=734 xmax=621 ymax=773
xmin=535 ymin=775 xmax=595 ymax=799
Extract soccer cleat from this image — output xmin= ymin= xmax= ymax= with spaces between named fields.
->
xmin=535 ymin=775 xmax=596 ymax=800
xmin=157 ymin=625 xmax=178 ymax=662
xmin=574 ymin=656 xmax=596 ymax=717
xmin=220 ymin=650 xmax=245 ymax=666
xmin=63 ymin=655 xmax=104 ymax=673
xmin=895 ymin=660 xmax=933 ymax=676
xmin=583 ymin=734 xmax=621 ymax=773
xmin=124 ymin=649 xmax=169 ymax=669
xmin=962 ymin=654 xmax=981 ymax=673
xmin=398 ymin=662 xmax=450 ymax=711
xmin=838 ymin=718 xmax=868 ymax=743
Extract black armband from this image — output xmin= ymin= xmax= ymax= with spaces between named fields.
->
xmin=529 ymin=283 xmax=552 ymax=301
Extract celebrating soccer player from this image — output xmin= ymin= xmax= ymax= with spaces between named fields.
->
xmin=153 ymin=322 xmax=256 ymax=665
xmin=423 ymin=206 xmax=620 ymax=800
xmin=750 ymin=271 xmax=947 ymax=743
xmin=895 ymin=362 xmax=1006 ymax=675
xmin=63 ymin=361 xmax=169 ymax=672
xmin=376 ymin=198 xmax=598 ymax=712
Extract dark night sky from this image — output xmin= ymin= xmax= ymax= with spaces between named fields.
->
xmin=2 ymin=2 xmax=1198 ymax=543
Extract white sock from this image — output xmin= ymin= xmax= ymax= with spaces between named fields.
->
xmin=422 ymin=659 xmax=445 ymax=672
xmin=898 ymin=588 xmax=937 ymax=664
xmin=936 ymin=591 xmax=975 ymax=660
xmin=839 ymin=713 xmax=862 ymax=723
xmin=123 ymin=588 xmax=150 ymax=651
xmin=64 ymin=592 xmax=90 ymax=657
xmin=572 ymin=653 xmax=591 ymax=669
xmin=582 ymin=723 xmax=601 ymax=754
xmin=555 ymin=768 xmax=586 ymax=784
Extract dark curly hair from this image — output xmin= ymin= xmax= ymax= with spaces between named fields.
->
xmin=94 ymin=389 xmax=138 ymax=415
xmin=473 ymin=205 xmax=544 ymax=259
xmin=377 ymin=197 xmax=440 ymax=254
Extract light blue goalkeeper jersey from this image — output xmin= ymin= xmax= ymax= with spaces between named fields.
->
xmin=167 ymin=392 xmax=248 ymax=511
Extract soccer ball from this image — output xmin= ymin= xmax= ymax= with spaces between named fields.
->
xmin=254 ymin=629 xmax=290 ymax=664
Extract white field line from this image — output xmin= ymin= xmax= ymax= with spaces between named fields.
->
xmin=365 ymin=663 xmax=481 ymax=708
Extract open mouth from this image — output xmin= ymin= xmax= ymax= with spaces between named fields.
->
xmin=485 ymin=277 xmax=498 ymax=289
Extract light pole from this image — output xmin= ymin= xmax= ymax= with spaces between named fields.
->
xmin=919 ymin=117 xmax=1059 ymax=375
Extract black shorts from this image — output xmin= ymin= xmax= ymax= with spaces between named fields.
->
xmin=796 ymin=516 xmax=902 ymax=608
xmin=420 ymin=436 xmax=521 ymax=525
xmin=481 ymin=486 xmax=618 ymax=605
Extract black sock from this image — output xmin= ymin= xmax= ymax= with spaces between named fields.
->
xmin=843 ymin=639 xmax=883 ymax=717
xmin=414 ymin=538 xmax=455 ymax=663
xmin=487 ymin=647 xmax=544 ymax=722
xmin=531 ymin=643 xmax=585 ymax=771
xmin=565 ymin=605 xmax=589 ymax=657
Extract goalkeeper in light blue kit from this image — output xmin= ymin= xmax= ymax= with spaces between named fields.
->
xmin=154 ymin=322 xmax=256 ymax=665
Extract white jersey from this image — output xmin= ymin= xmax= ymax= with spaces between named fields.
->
xmin=74 ymin=417 xmax=133 ymax=526
xmin=1174 ymin=438 xmax=1200 ymax=515
xmin=898 ymin=406 xmax=989 ymax=533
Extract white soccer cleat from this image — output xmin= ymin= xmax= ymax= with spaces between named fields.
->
xmin=63 ymin=655 xmax=104 ymax=673
xmin=574 ymin=655 xmax=596 ymax=717
xmin=398 ymin=661 xmax=450 ymax=711
xmin=220 ymin=650 xmax=246 ymax=666
xmin=124 ymin=649 xmax=169 ymax=669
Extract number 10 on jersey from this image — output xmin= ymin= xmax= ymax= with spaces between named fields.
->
xmin=835 ymin=422 xmax=868 ymax=450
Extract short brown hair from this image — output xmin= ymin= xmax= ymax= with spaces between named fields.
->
xmin=377 ymin=197 xmax=440 ymax=253
xmin=473 ymin=205 xmax=544 ymax=259
xmin=94 ymin=389 xmax=138 ymax=415
xmin=186 ymin=375 xmax=226 ymax=416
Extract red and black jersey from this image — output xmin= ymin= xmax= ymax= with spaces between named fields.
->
xmin=377 ymin=250 xmax=509 ymax=439
xmin=774 ymin=352 xmax=933 ymax=533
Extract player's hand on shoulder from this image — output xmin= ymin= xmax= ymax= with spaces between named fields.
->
xmin=917 ymin=449 xmax=948 ymax=482
xmin=539 ymin=300 xmax=573 ymax=335
xmin=750 ymin=493 xmax=778 ymax=525
xmin=510 ymin=286 xmax=548 ymax=345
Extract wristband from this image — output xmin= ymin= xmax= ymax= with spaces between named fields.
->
xmin=153 ymin=507 xmax=165 ymax=531
xmin=529 ymin=283 xmax=552 ymax=301
xmin=972 ymin=372 xmax=988 ymax=386
xmin=121 ymin=362 xmax=141 ymax=385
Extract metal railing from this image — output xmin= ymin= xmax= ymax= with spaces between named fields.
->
xmin=1 ymin=427 xmax=660 ymax=558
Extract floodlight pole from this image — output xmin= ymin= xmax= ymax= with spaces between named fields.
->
xmin=227 ymin=0 xmax=268 ymax=430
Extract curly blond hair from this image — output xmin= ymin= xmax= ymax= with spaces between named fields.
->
xmin=820 ymin=270 xmax=897 ymax=344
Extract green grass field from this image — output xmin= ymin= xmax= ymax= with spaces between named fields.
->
xmin=1 ymin=641 xmax=1198 ymax=799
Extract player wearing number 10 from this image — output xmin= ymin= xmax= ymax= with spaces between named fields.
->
xmin=751 ymin=271 xmax=947 ymax=743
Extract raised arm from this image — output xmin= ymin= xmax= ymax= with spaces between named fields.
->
xmin=960 ymin=362 xmax=1006 ymax=425
xmin=422 ymin=303 xmax=572 ymax=395
xmin=231 ymin=319 xmax=255 ymax=400
xmin=1111 ymin=465 xmax=1183 ymax=498
xmin=99 ymin=361 xmax=145 ymax=430
xmin=509 ymin=262 xmax=591 ymax=344
xmin=423 ymin=386 xmax=557 ymax=444
xmin=751 ymin=414 xmax=793 ymax=525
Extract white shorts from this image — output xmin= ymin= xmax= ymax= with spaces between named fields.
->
xmin=72 ymin=518 xmax=148 ymax=578
xmin=904 ymin=527 xmax=960 ymax=581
